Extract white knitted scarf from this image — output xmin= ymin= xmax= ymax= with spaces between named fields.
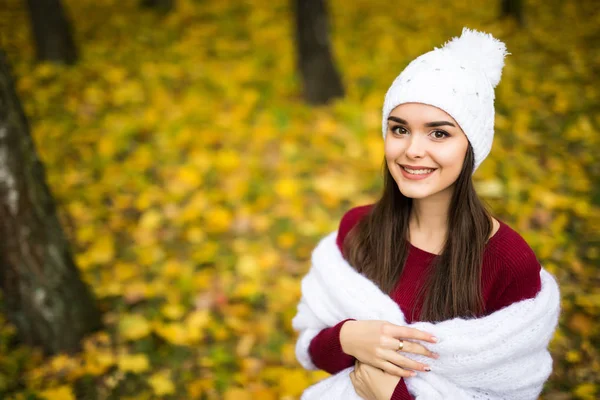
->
xmin=292 ymin=231 xmax=561 ymax=400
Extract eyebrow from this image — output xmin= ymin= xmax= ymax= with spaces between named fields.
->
xmin=387 ymin=116 xmax=456 ymax=128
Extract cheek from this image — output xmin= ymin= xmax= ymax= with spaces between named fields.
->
xmin=384 ymin=138 xmax=404 ymax=159
xmin=436 ymin=143 xmax=468 ymax=170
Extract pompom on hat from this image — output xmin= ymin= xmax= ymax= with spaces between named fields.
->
xmin=381 ymin=27 xmax=510 ymax=172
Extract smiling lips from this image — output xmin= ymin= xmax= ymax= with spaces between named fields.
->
xmin=399 ymin=164 xmax=437 ymax=180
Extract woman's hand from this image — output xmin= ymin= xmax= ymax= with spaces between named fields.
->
xmin=350 ymin=360 xmax=400 ymax=400
xmin=340 ymin=320 xmax=438 ymax=378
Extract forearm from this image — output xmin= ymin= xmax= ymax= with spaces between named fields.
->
xmin=308 ymin=318 xmax=356 ymax=374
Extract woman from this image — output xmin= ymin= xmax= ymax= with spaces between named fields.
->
xmin=292 ymin=28 xmax=560 ymax=400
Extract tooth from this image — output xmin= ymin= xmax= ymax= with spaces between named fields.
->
xmin=403 ymin=167 xmax=433 ymax=175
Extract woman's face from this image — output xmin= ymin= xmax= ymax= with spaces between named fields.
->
xmin=385 ymin=102 xmax=469 ymax=200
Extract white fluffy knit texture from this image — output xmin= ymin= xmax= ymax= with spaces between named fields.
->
xmin=292 ymin=231 xmax=561 ymax=400
xmin=381 ymin=27 xmax=509 ymax=172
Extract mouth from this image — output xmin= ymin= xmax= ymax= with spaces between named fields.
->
xmin=398 ymin=165 xmax=437 ymax=180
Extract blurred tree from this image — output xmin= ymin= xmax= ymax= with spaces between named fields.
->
xmin=501 ymin=0 xmax=524 ymax=26
xmin=293 ymin=0 xmax=344 ymax=105
xmin=0 ymin=50 xmax=101 ymax=354
xmin=25 ymin=0 xmax=78 ymax=65
xmin=140 ymin=0 xmax=174 ymax=13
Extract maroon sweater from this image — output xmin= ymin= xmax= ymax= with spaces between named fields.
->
xmin=308 ymin=204 xmax=542 ymax=400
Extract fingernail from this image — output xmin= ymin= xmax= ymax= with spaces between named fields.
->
xmin=431 ymin=336 xmax=439 ymax=342
xmin=424 ymin=367 xmax=431 ymax=372
xmin=432 ymin=353 xmax=440 ymax=359
xmin=410 ymin=371 xmax=417 ymax=377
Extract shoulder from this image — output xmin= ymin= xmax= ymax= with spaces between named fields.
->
xmin=335 ymin=204 xmax=374 ymax=254
xmin=488 ymin=220 xmax=541 ymax=274
xmin=484 ymin=220 xmax=542 ymax=312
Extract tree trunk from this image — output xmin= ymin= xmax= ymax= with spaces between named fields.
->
xmin=500 ymin=0 xmax=524 ymax=26
xmin=0 ymin=50 xmax=101 ymax=355
xmin=140 ymin=0 xmax=174 ymax=13
xmin=25 ymin=0 xmax=78 ymax=65
xmin=294 ymin=0 xmax=344 ymax=105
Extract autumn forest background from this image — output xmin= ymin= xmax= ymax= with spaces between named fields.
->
xmin=0 ymin=0 xmax=598 ymax=399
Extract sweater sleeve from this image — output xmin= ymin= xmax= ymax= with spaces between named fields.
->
xmin=307 ymin=318 xmax=356 ymax=373
xmin=391 ymin=379 xmax=414 ymax=400
xmin=308 ymin=321 xmax=414 ymax=400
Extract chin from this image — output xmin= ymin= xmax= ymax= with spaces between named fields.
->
xmin=396 ymin=178 xmax=456 ymax=200
xmin=395 ymin=177 xmax=448 ymax=199
xmin=397 ymin=187 xmax=434 ymax=199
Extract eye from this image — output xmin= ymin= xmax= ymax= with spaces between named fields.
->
xmin=431 ymin=130 xmax=450 ymax=139
xmin=391 ymin=125 xmax=408 ymax=136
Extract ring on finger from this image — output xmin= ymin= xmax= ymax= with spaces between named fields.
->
xmin=397 ymin=339 xmax=404 ymax=352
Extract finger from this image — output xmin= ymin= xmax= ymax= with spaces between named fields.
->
xmin=388 ymin=350 xmax=431 ymax=372
xmin=385 ymin=325 xmax=438 ymax=343
xmin=355 ymin=360 xmax=361 ymax=372
xmin=355 ymin=387 xmax=366 ymax=399
xmin=386 ymin=338 xmax=438 ymax=359
xmin=350 ymin=370 xmax=360 ymax=387
xmin=378 ymin=360 xmax=417 ymax=378
xmin=354 ymin=362 xmax=362 ymax=377
xmin=377 ymin=338 xmax=437 ymax=362
xmin=380 ymin=335 xmax=402 ymax=350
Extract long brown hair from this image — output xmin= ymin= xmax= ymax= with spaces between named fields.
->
xmin=342 ymin=144 xmax=493 ymax=322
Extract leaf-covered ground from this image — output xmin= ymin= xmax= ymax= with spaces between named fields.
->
xmin=0 ymin=0 xmax=598 ymax=398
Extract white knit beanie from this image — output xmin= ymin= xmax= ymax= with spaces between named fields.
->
xmin=381 ymin=27 xmax=509 ymax=172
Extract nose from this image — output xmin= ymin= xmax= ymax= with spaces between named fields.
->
xmin=405 ymin=134 xmax=426 ymax=159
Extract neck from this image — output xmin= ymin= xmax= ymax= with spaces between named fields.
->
xmin=409 ymin=190 xmax=452 ymax=242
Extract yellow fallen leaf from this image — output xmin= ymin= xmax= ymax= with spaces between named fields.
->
xmin=277 ymin=232 xmax=296 ymax=249
xmin=148 ymin=371 xmax=175 ymax=396
xmin=232 ymin=280 xmax=260 ymax=300
xmin=252 ymin=387 xmax=277 ymax=400
xmin=175 ymin=165 xmax=202 ymax=188
xmin=574 ymin=383 xmax=597 ymax=399
xmin=241 ymin=358 xmax=263 ymax=377
xmin=223 ymin=388 xmax=252 ymax=400
xmin=566 ymin=350 xmax=581 ymax=363
xmin=475 ymin=179 xmax=504 ymax=198
xmin=86 ymin=235 xmax=115 ymax=265
xmin=204 ymin=207 xmax=233 ymax=233
xmin=252 ymin=214 xmax=271 ymax=233
xmin=275 ymin=177 xmax=300 ymax=199
xmin=258 ymin=249 xmax=280 ymax=271
xmin=185 ymin=309 xmax=211 ymax=330
xmin=98 ymin=136 xmax=116 ymax=158
xmin=186 ymin=226 xmax=206 ymax=243
xmin=138 ymin=209 xmax=163 ymax=230
xmin=84 ymin=350 xmax=115 ymax=376
xmin=161 ymin=303 xmax=186 ymax=320
xmin=154 ymin=322 xmax=188 ymax=345
xmin=38 ymin=385 xmax=75 ymax=400
xmin=281 ymin=342 xmax=297 ymax=366
xmin=236 ymin=255 xmax=259 ymax=278
xmin=568 ymin=313 xmax=593 ymax=336
xmin=119 ymin=314 xmax=151 ymax=341
xmin=280 ymin=369 xmax=311 ymax=397
xmin=49 ymin=354 xmax=74 ymax=373
xmin=117 ymin=353 xmax=150 ymax=373
xmin=215 ymin=149 xmax=241 ymax=172
xmin=236 ymin=334 xmax=255 ymax=357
